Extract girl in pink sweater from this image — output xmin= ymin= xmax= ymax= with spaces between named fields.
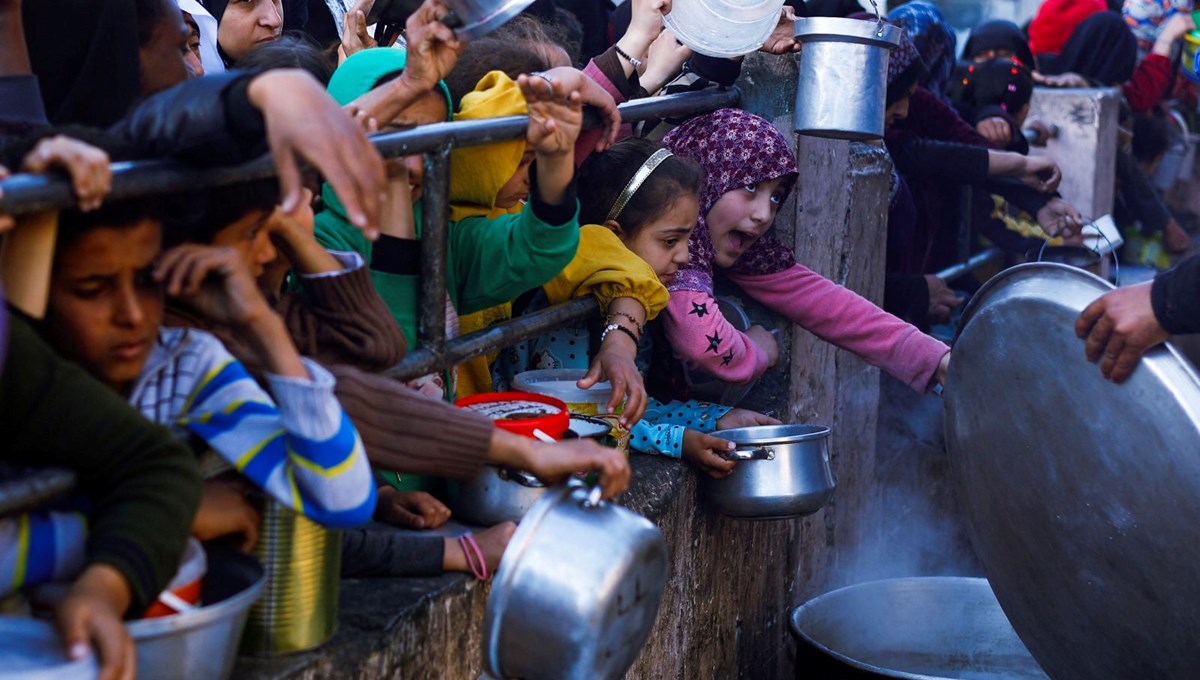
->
xmin=660 ymin=109 xmax=950 ymax=392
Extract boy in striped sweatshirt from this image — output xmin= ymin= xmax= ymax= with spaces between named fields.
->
xmin=40 ymin=198 xmax=377 ymax=547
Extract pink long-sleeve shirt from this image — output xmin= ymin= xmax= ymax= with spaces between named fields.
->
xmin=663 ymin=264 xmax=950 ymax=392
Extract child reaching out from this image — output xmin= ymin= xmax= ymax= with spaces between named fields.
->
xmin=659 ymin=109 xmax=951 ymax=392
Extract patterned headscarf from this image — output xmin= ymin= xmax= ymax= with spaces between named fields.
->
xmin=889 ymin=1 xmax=957 ymax=96
xmin=1123 ymin=0 xmax=1193 ymax=54
xmin=661 ymin=109 xmax=799 ymax=294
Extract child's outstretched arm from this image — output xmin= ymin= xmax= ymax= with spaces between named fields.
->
xmin=153 ymin=245 xmax=377 ymax=527
xmin=729 ymin=264 xmax=950 ymax=392
xmin=661 ymin=288 xmax=776 ymax=383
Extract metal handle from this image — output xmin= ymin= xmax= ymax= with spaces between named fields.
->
xmin=497 ymin=467 xmax=545 ymax=488
xmin=722 ymin=446 xmax=775 ymax=462
xmin=580 ymin=484 xmax=604 ymax=509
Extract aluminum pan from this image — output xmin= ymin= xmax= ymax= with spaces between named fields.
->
xmin=945 ymin=263 xmax=1200 ymax=680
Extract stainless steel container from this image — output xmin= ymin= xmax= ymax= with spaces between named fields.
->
xmin=483 ymin=482 xmax=668 ymax=680
xmin=793 ymin=17 xmax=902 ymax=140
xmin=702 ymin=424 xmax=834 ymax=519
xmin=789 ymin=577 xmax=1048 ymax=679
xmin=240 ymin=501 xmax=341 ymax=655
xmin=130 ymin=548 xmax=266 ymax=680
xmin=442 ymin=0 xmax=536 ymax=39
xmin=448 ymin=465 xmax=547 ymax=526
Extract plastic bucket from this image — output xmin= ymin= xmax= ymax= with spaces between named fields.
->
xmin=793 ymin=17 xmax=902 ymax=140
xmin=511 ymin=369 xmax=614 ymax=416
xmin=663 ymin=0 xmax=786 ymax=58
xmin=143 ymin=537 xmax=207 ymax=619
xmin=239 ymin=502 xmax=341 ymax=655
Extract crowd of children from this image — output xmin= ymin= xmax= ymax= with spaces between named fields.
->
xmin=0 ymin=0 xmax=1196 ymax=677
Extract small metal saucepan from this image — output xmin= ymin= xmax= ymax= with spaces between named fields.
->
xmin=702 ymin=424 xmax=835 ymax=519
xmin=483 ymin=481 xmax=668 ymax=679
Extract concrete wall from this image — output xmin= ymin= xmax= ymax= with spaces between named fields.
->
xmin=236 ymin=52 xmax=908 ymax=680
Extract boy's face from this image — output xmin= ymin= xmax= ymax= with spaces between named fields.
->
xmin=139 ymin=2 xmax=191 ymax=96
xmin=616 ymin=195 xmax=697 ymax=285
xmin=387 ymin=91 xmax=450 ymax=202
xmin=494 ymin=150 xmax=536 ymax=210
xmin=705 ymin=176 xmax=788 ymax=269
xmin=211 ymin=208 xmax=276 ymax=278
xmin=47 ymin=220 xmax=164 ymax=394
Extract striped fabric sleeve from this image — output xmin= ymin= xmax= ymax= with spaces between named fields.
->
xmin=0 ymin=512 xmax=87 ymax=597
xmin=179 ymin=346 xmax=375 ymax=528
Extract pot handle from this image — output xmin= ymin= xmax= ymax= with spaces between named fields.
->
xmin=720 ymin=446 xmax=774 ymax=462
xmin=579 ymin=483 xmax=605 ymax=509
xmin=497 ymin=467 xmax=546 ymax=488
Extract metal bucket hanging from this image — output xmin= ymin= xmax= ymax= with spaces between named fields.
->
xmin=792 ymin=17 xmax=902 ymax=140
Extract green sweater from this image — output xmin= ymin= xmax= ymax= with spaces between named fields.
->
xmin=1 ymin=312 xmax=202 ymax=614
xmin=313 ymin=185 xmax=581 ymax=346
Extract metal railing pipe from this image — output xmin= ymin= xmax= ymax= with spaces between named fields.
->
xmin=933 ymin=247 xmax=1003 ymax=281
xmin=0 ymin=468 xmax=77 ymax=518
xmin=419 ymin=145 xmax=452 ymax=364
xmin=0 ymin=89 xmax=740 ymax=216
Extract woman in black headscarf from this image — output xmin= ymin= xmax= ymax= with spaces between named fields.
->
xmin=962 ymin=19 xmax=1036 ymax=68
xmin=1038 ymin=10 xmax=1137 ymax=85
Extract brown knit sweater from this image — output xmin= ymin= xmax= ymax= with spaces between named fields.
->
xmin=165 ymin=263 xmax=492 ymax=480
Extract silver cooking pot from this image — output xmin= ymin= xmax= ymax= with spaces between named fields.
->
xmin=448 ymin=465 xmax=546 ymax=526
xmin=483 ymin=482 xmax=668 ymax=680
xmin=702 ymin=424 xmax=834 ymax=519
xmin=441 ymin=0 xmax=535 ymax=39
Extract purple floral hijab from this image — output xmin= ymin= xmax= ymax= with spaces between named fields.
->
xmin=661 ymin=108 xmax=799 ymax=294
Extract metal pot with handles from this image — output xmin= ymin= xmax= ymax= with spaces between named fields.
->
xmin=448 ymin=465 xmax=547 ymax=526
xmin=702 ymin=424 xmax=835 ymax=519
xmin=483 ymin=481 xmax=668 ymax=680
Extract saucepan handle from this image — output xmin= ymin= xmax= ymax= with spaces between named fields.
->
xmin=721 ymin=446 xmax=774 ymax=462
xmin=497 ymin=468 xmax=545 ymax=488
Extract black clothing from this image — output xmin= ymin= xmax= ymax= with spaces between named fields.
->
xmin=1152 ymin=257 xmax=1200 ymax=335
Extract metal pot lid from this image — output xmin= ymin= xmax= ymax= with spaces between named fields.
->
xmin=944 ymin=263 xmax=1200 ymax=680
xmin=716 ymin=424 xmax=831 ymax=446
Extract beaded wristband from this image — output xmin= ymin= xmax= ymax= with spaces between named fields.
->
xmin=606 ymin=311 xmax=645 ymax=336
xmin=613 ymin=44 xmax=643 ymax=70
xmin=600 ymin=323 xmax=641 ymax=348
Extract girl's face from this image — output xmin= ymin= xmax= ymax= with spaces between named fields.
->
xmin=705 ymin=177 xmax=789 ymax=269
xmin=182 ymin=11 xmax=205 ymax=77
xmin=210 ymin=208 xmax=277 ymax=278
xmin=218 ymin=0 xmax=283 ymax=63
xmin=616 ymin=194 xmax=698 ymax=285
xmin=47 ymin=220 xmax=164 ymax=394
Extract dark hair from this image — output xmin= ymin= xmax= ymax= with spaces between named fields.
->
xmin=238 ymin=32 xmax=337 ymax=85
xmin=136 ymin=0 xmax=176 ymax=47
xmin=577 ymin=137 xmax=704 ymax=233
xmin=516 ymin=5 xmax=584 ymax=67
xmin=56 ymin=196 xmax=174 ymax=256
xmin=160 ymin=178 xmax=281 ymax=247
xmin=1132 ymin=113 xmax=1171 ymax=165
xmin=947 ymin=57 xmax=1033 ymax=117
xmin=444 ymin=15 xmax=562 ymax=106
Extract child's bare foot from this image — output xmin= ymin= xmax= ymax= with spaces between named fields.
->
xmin=442 ymin=522 xmax=517 ymax=577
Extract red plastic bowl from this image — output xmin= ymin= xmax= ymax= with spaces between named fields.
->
xmin=456 ymin=391 xmax=569 ymax=440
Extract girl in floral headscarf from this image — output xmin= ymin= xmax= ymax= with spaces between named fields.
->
xmin=659 ymin=109 xmax=951 ymax=394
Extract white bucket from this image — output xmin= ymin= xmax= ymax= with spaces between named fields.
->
xmin=512 ymin=369 xmax=614 ymax=415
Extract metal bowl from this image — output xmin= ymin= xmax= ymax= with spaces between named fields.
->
xmin=129 ymin=546 xmax=265 ymax=680
xmin=790 ymin=577 xmax=1048 ymax=679
xmin=703 ymin=424 xmax=834 ymax=519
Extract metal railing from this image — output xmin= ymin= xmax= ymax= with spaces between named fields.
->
xmin=0 ymin=87 xmax=740 ymax=512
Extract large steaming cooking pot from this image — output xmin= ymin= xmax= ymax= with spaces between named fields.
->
xmin=790 ymin=577 xmax=1047 ymax=679
xmin=483 ymin=481 xmax=668 ymax=679
xmin=702 ymin=424 xmax=834 ymax=519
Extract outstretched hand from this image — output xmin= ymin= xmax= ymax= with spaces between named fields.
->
xmin=20 ymin=135 xmax=112 ymax=212
xmin=682 ymin=430 xmax=737 ymax=478
xmin=525 ymin=438 xmax=632 ymax=499
xmin=55 ymin=564 xmax=135 ymax=680
xmin=1075 ymin=282 xmax=1169 ymax=383
xmin=518 ymin=73 xmax=585 ymax=157
xmin=579 ymin=331 xmax=647 ymax=427
xmin=541 ymin=66 xmax=621 ymax=152
xmin=760 ymin=6 xmax=801 ymax=54
xmin=247 ymin=69 xmax=386 ymax=239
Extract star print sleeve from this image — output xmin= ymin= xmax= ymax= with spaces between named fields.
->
xmin=729 ymin=264 xmax=949 ymax=393
xmin=661 ymin=290 xmax=771 ymax=383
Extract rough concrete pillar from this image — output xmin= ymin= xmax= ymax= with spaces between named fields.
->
xmin=1028 ymin=87 xmax=1120 ymax=219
